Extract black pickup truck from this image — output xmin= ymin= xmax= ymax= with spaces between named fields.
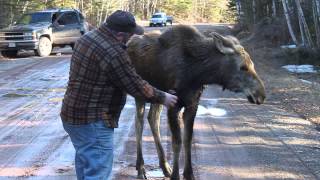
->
xmin=0 ymin=8 xmax=89 ymax=57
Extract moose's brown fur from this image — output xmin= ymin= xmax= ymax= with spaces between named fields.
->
xmin=127 ymin=25 xmax=265 ymax=180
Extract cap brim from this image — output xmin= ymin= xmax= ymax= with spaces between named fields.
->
xmin=133 ymin=25 xmax=144 ymax=35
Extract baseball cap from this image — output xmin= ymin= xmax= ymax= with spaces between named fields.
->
xmin=106 ymin=10 xmax=144 ymax=35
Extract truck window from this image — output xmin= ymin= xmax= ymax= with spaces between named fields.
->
xmin=152 ymin=15 xmax=161 ymax=18
xmin=17 ymin=12 xmax=52 ymax=25
xmin=57 ymin=12 xmax=78 ymax=25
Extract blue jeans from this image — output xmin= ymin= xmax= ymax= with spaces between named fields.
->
xmin=63 ymin=120 xmax=114 ymax=180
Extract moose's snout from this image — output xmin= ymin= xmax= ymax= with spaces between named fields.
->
xmin=247 ymin=89 xmax=265 ymax=105
xmin=257 ymin=94 xmax=265 ymax=105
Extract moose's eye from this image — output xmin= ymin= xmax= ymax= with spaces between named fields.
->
xmin=240 ymin=66 xmax=249 ymax=71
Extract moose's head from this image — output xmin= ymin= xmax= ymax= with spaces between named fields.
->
xmin=212 ymin=33 xmax=265 ymax=104
xmin=186 ymin=31 xmax=266 ymax=105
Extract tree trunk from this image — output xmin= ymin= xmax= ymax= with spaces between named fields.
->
xmin=44 ymin=0 xmax=48 ymax=9
xmin=147 ymin=0 xmax=150 ymax=19
xmin=104 ymin=1 xmax=112 ymax=23
xmin=81 ymin=0 xmax=84 ymax=12
xmin=272 ymin=0 xmax=277 ymax=17
xmin=99 ymin=1 xmax=106 ymax=25
xmin=252 ymin=0 xmax=256 ymax=24
xmin=281 ymin=0 xmax=298 ymax=45
xmin=295 ymin=0 xmax=313 ymax=48
xmin=313 ymin=0 xmax=320 ymax=47
xmin=297 ymin=11 xmax=306 ymax=46
xmin=316 ymin=0 xmax=320 ymax=22
xmin=236 ymin=0 xmax=242 ymax=23
xmin=0 ymin=0 xmax=6 ymax=28
xmin=142 ymin=0 xmax=147 ymax=20
xmin=10 ymin=0 xmax=21 ymax=24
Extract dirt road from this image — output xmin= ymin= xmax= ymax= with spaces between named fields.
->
xmin=0 ymin=25 xmax=319 ymax=180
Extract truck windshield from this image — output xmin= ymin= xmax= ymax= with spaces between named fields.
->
xmin=17 ymin=12 xmax=52 ymax=25
xmin=152 ymin=15 xmax=162 ymax=18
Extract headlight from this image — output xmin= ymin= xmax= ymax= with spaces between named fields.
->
xmin=24 ymin=31 xmax=36 ymax=40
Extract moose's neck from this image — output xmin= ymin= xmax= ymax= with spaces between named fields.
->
xmin=180 ymin=56 xmax=225 ymax=89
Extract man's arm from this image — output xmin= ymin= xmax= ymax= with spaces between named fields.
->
xmin=105 ymin=50 xmax=169 ymax=104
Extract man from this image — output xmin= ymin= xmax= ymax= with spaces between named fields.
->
xmin=60 ymin=10 xmax=178 ymax=180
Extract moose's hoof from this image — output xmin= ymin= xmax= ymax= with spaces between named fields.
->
xmin=160 ymin=162 xmax=172 ymax=177
xmin=170 ymin=177 xmax=180 ymax=180
xmin=183 ymin=173 xmax=195 ymax=180
xmin=170 ymin=173 xmax=180 ymax=180
xmin=137 ymin=168 xmax=147 ymax=179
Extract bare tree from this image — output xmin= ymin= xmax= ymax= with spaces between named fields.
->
xmin=295 ymin=0 xmax=313 ymax=48
xmin=252 ymin=0 xmax=256 ymax=24
xmin=236 ymin=0 xmax=242 ymax=24
xmin=313 ymin=0 xmax=320 ymax=47
xmin=272 ymin=0 xmax=276 ymax=17
xmin=281 ymin=0 xmax=298 ymax=45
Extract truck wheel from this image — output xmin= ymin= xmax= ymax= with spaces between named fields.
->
xmin=164 ymin=22 xmax=167 ymax=26
xmin=36 ymin=36 xmax=52 ymax=57
xmin=1 ymin=50 xmax=18 ymax=58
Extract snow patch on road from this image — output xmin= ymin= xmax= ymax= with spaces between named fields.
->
xmin=181 ymin=98 xmax=227 ymax=117
xmin=147 ymin=169 xmax=164 ymax=177
xmin=282 ymin=65 xmax=317 ymax=73
xmin=299 ymin=79 xmax=313 ymax=84
xmin=196 ymin=105 xmax=227 ymax=117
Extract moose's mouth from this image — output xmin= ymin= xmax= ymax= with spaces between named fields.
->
xmin=224 ymin=87 xmax=265 ymax=105
xmin=247 ymin=93 xmax=264 ymax=105
xmin=245 ymin=88 xmax=265 ymax=105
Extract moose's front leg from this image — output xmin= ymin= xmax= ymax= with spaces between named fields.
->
xmin=147 ymin=104 xmax=172 ymax=177
xmin=181 ymin=87 xmax=203 ymax=180
xmin=135 ymin=99 xmax=147 ymax=179
xmin=168 ymin=106 xmax=182 ymax=180
xmin=182 ymin=104 xmax=198 ymax=180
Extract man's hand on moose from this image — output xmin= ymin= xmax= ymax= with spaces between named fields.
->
xmin=163 ymin=92 xmax=178 ymax=107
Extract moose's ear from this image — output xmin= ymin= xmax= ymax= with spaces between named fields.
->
xmin=211 ymin=32 xmax=235 ymax=55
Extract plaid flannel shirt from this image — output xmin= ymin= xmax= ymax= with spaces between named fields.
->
xmin=60 ymin=23 xmax=165 ymax=128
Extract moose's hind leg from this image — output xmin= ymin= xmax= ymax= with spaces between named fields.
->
xmin=135 ymin=99 xmax=147 ymax=179
xmin=148 ymin=104 xmax=172 ymax=177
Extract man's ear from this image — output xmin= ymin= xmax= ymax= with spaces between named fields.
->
xmin=117 ymin=32 xmax=130 ymax=39
xmin=114 ymin=32 xmax=124 ymax=41
xmin=116 ymin=32 xmax=124 ymax=37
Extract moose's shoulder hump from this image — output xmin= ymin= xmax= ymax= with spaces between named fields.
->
xmin=159 ymin=25 xmax=204 ymax=47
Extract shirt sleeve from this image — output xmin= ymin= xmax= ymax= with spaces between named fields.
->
xmin=106 ymin=50 xmax=165 ymax=104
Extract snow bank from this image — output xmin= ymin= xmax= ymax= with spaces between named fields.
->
xmin=282 ymin=65 xmax=317 ymax=73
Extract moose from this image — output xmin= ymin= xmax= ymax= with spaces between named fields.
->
xmin=127 ymin=25 xmax=266 ymax=180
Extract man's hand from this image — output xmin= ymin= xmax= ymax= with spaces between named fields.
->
xmin=163 ymin=92 xmax=178 ymax=108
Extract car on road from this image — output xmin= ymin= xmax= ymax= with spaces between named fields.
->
xmin=0 ymin=8 xmax=89 ymax=57
xmin=166 ymin=16 xmax=173 ymax=25
xmin=149 ymin=12 xmax=168 ymax=27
